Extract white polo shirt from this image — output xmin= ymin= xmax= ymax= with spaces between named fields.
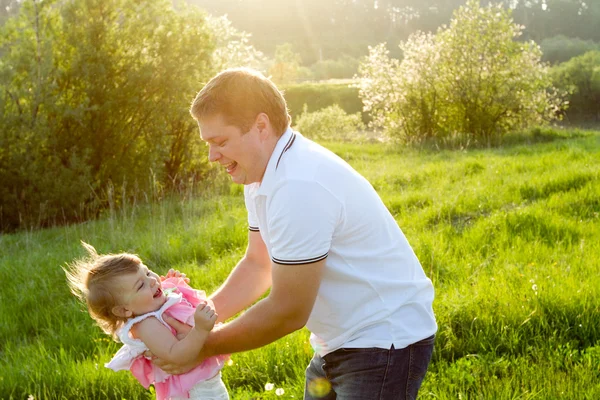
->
xmin=244 ymin=128 xmax=437 ymax=356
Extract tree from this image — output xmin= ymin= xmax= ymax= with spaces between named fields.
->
xmin=356 ymin=0 xmax=564 ymax=145
xmin=206 ymin=14 xmax=266 ymax=71
xmin=268 ymin=43 xmax=303 ymax=84
xmin=502 ymin=0 xmax=600 ymax=43
xmin=541 ymin=35 xmax=600 ymax=64
xmin=551 ymin=51 xmax=600 ymax=122
xmin=0 ymin=0 xmax=20 ymax=23
xmin=0 ymin=0 xmax=216 ymax=230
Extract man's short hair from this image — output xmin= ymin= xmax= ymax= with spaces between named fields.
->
xmin=190 ymin=68 xmax=291 ymax=136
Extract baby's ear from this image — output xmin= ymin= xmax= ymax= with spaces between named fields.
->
xmin=112 ymin=305 xmax=132 ymax=318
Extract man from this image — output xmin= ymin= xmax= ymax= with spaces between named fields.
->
xmin=157 ymin=67 xmax=437 ymax=399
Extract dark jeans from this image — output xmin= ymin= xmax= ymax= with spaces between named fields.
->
xmin=304 ymin=335 xmax=435 ymax=400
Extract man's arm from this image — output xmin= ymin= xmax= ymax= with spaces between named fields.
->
xmin=210 ymin=230 xmax=272 ymax=322
xmin=204 ymin=257 xmax=325 ymax=356
xmin=152 ymin=257 xmax=325 ymax=374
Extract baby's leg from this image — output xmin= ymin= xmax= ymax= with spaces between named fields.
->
xmin=187 ymin=372 xmax=229 ymax=400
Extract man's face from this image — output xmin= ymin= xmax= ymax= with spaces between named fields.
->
xmin=199 ymin=114 xmax=267 ymax=185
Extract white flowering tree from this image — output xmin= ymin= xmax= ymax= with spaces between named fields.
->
xmin=356 ymin=0 xmax=565 ymax=145
xmin=206 ymin=14 xmax=266 ymax=71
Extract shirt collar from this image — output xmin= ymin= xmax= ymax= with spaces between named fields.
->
xmin=256 ymin=127 xmax=296 ymax=196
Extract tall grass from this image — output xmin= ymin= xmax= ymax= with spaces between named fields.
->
xmin=1 ymin=129 xmax=599 ymax=399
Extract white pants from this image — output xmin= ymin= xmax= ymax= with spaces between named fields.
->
xmin=172 ymin=372 xmax=229 ymax=400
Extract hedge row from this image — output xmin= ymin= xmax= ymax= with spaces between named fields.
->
xmin=281 ymin=81 xmax=369 ymax=124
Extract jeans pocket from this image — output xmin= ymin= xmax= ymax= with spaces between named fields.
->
xmin=406 ymin=338 xmax=435 ymax=399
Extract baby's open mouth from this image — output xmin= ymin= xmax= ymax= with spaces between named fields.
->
xmin=153 ymin=288 xmax=163 ymax=298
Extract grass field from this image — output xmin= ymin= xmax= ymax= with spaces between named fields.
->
xmin=1 ymin=128 xmax=599 ymax=399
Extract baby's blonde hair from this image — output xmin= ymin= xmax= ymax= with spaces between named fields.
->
xmin=65 ymin=242 xmax=142 ymax=340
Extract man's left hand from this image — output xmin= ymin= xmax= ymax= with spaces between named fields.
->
xmin=144 ymin=314 xmax=206 ymax=374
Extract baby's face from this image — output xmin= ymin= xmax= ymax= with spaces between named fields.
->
xmin=113 ymin=264 xmax=167 ymax=317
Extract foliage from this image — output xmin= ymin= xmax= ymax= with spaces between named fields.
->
xmin=356 ymin=0 xmax=565 ymax=146
xmin=308 ymin=55 xmax=360 ymax=80
xmin=503 ymin=0 xmax=600 ymax=43
xmin=282 ymin=82 xmax=365 ymax=124
xmin=551 ymin=50 xmax=600 ymax=122
xmin=267 ymin=43 xmax=303 ymax=84
xmin=0 ymin=0 xmax=230 ymax=231
xmin=205 ymin=14 xmax=266 ymax=71
xmin=1 ymin=129 xmax=599 ymax=398
xmin=540 ymin=34 xmax=600 ymax=65
xmin=293 ymin=104 xmax=365 ymax=142
xmin=191 ymin=0 xmax=600 ymax=66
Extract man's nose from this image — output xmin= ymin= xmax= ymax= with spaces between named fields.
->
xmin=208 ymin=145 xmax=220 ymax=162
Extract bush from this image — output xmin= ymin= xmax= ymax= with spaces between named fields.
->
xmin=293 ymin=104 xmax=365 ymax=142
xmin=540 ymin=35 xmax=599 ymax=65
xmin=551 ymin=51 xmax=600 ymax=122
xmin=282 ymin=82 xmax=366 ymax=124
xmin=356 ymin=0 xmax=565 ymax=146
xmin=0 ymin=0 xmax=216 ymax=231
xmin=309 ymin=55 xmax=360 ymax=80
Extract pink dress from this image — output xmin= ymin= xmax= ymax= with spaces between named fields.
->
xmin=105 ymin=277 xmax=228 ymax=400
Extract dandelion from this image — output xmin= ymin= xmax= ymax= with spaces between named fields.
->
xmin=276 ymin=388 xmax=285 ymax=396
xmin=28 ymin=396 xmax=34 ymax=400
xmin=265 ymin=383 xmax=274 ymax=391
xmin=532 ymin=284 xmax=538 ymax=291
xmin=227 ymin=359 xmax=234 ymax=366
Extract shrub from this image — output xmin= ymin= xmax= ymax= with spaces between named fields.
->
xmin=282 ymin=82 xmax=366 ymax=124
xmin=293 ymin=104 xmax=365 ymax=142
xmin=0 ymin=0 xmax=217 ymax=230
xmin=309 ymin=55 xmax=360 ymax=80
xmin=551 ymin=50 xmax=600 ymax=122
xmin=540 ymin=35 xmax=599 ymax=65
xmin=356 ymin=0 xmax=565 ymax=146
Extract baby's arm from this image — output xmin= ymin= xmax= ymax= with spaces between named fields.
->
xmin=132 ymin=303 xmax=217 ymax=365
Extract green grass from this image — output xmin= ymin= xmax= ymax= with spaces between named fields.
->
xmin=1 ymin=128 xmax=599 ymax=399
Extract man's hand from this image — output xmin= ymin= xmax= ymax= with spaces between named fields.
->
xmin=160 ymin=268 xmax=190 ymax=283
xmin=144 ymin=316 xmax=210 ymax=375
xmin=151 ymin=350 xmax=206 ymax=375
xmin=164 ymin=314 xmax=192 ymax=339
xmin=143 ymin=316 xmax=191 ymax=356
xmin=194 ymin=302 xmax=217 ymax=331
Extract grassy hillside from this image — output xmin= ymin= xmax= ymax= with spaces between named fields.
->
xmin=1 ymin=129 xmax=599 ymax=399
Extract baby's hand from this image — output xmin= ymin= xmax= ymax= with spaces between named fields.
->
xmin=194 ymin=301 xmax=217 ymax=331
xmin=161 ymin=268 xmax=190 ymax=283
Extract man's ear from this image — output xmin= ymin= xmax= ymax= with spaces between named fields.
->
xmin=255 ymin=113 xmax=270 ymax=138
xmin=112 ymin=305 xmax=133 ymax=319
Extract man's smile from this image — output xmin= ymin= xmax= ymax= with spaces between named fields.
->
xmin=224 ymin=161 xmax=237 ymax=173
